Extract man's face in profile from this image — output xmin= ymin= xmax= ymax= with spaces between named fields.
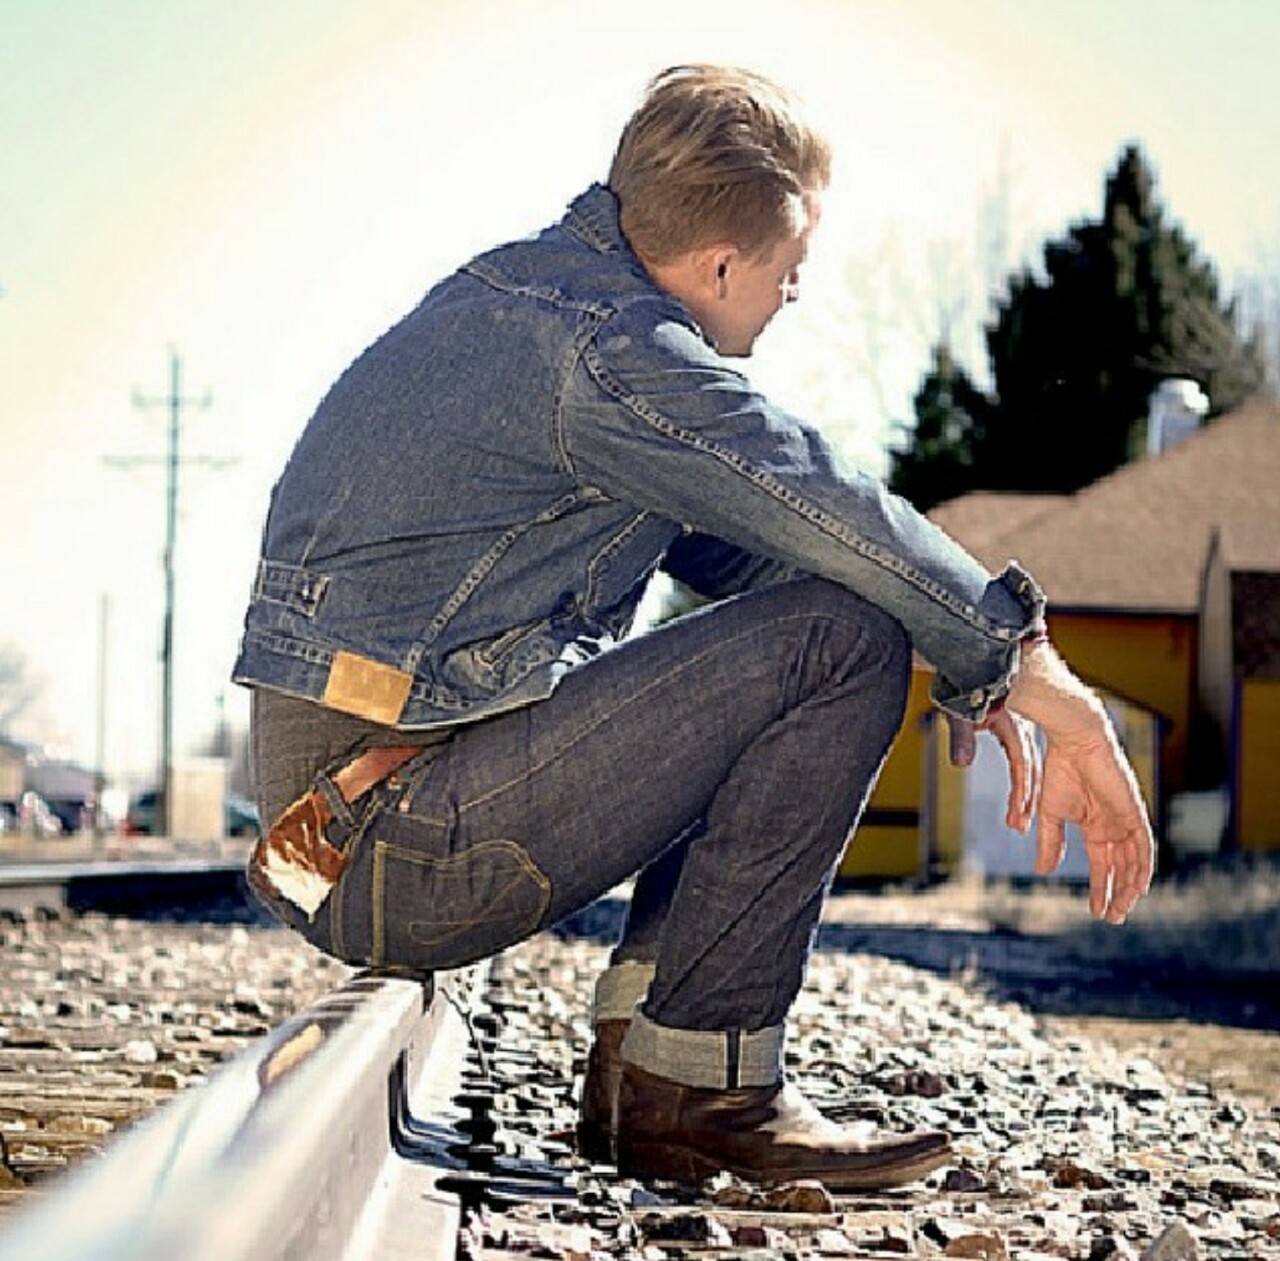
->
xmin=708 ymin=189 xmax=822 ymax=358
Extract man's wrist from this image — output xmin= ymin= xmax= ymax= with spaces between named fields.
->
xmin=1009 ymin=637 xmax=1109 ymax=743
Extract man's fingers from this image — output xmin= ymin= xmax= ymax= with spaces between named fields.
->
xmin=1088 ymin=845 xmax=1114 ymax=919
xmin=1020 ymin=722 xmax=1042 ymax=829
xmin=1003 ymin=728 xmax=1027 ymax=831
xmin=981 ymin=710 xmax=1040 ymax=834
xmin=1106 ymin=830 xmax=1154 ymax=923
xmin=1035 ymin=813 xmax=1067 ymax=875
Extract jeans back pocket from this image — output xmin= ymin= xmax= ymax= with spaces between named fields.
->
xmin=370 ymin=836 xmax=550 ymax=971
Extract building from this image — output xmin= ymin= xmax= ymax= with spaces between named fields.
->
xmin=841 ymin=394 xmax=1280 ymax=877
xmin=0 ymin=738 xmax=25 ymax=801
xmin=1200 ymin=524 xmax=1280 ymax=851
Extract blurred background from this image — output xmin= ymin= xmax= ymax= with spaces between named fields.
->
xmin=2 ymin=0 xmax=1278 ymax=863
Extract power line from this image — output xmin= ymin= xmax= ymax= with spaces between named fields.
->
xmin=103 ymin=347 xmax=233 ymax=835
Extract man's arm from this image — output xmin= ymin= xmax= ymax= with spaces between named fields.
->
xmin=565 ymin=308 xmax=1040 ymax=720
xmin=1003 ymin=638 xmax=1155 ymax=924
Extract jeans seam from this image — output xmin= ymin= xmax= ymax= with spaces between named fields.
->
xmin=459 ymin=610 xmax=858 ymax=815
xmin=328 ymin=796 xmax=383 ymax=960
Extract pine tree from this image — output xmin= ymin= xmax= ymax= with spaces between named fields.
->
xmin=891 ymin=146 xmax=1265 ymax=502
xmin=888 ymin=343 xmax=992 ymax=511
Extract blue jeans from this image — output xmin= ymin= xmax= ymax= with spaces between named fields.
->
xmin=272 ymin=577 xmax=909 ymax=1033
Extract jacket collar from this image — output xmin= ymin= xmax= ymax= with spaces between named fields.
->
xmin=564 ymin=183 xmax=626 ymax=254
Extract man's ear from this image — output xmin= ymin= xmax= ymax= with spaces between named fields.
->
xmin=704 ymin=244 xmax=739 ymax=300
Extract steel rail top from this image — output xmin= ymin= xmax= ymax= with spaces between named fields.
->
xmin=0 ymin=968 xmax=476 ymax=1261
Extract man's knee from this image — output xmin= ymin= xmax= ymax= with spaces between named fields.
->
xmin=691 ymin=577 xmax=911 ymax=729
xmin=853 ymin=597 xmax=910 ymax=734
xmin=777 ymin=578 xmax=910 ymax=673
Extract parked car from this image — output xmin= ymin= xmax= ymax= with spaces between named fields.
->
xmin=122 ymin=791 xmax=260 ymax=838
xmin=44 ymin=796 xmax=94 ymax=834
xmin=0 ymin=791 xmax=65 ymax=838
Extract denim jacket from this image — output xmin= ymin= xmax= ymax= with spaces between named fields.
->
xmin=232 ymin=185 xmax=1044 ymax=727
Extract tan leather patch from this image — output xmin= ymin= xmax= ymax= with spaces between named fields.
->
xmin=322 ymin=650 xmax=413 ymax=724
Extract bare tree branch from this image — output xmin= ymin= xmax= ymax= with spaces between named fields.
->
xmin=0 ymin=645 xmax=40 ymax=736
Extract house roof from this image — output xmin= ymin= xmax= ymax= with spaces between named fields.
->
xmin=927 ymin=396 xmax=1280 ymax=614
xmin=927 ymin=492 xmax=1067 ymax=552
xmin=1215 ymin=522 xmax=1280 ymax=574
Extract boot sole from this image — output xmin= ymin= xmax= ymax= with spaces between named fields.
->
xmin=618 ymin=1137 xmax=951 ymax=1191
xmin=617 ymin=1138 xmax=725 ymax=1185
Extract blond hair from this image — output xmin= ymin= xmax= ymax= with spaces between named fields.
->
xmin=608 ymin=65 xmax=832 ymax=264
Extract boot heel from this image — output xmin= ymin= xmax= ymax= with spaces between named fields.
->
xmin=576 ymin=1117 xmax=615 ymax=1164
xmin=578 ymin=1019 xmax=627 ymax=1165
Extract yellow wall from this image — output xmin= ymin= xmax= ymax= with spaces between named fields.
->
xmin=1111 ymin=699 xmax=1161 ymax=816
xmin=835 ymin=606 xmax=1278 ymax=877
xmin=840 ymin=646 xmax=1167 ymax=881
xmin=838 ymin=669 xmax=933 ymax=879
xmin=922 ymin=711 xmax=968 ymax=874
xmin=1238 ymin=679 xmax=1280 ymax=851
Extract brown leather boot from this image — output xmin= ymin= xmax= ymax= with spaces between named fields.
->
xmin=614 ymin=1061 xmax=951 ymax=1190
xmin=576 ymin=1019 xmax=628 ymax=1162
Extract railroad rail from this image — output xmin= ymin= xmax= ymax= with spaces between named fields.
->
xmin=3 ymin=860 xmax=1277 ymax=1258
xmin=0 ymin=842 xmax=252 ymax=917
xmin=0 ymin=850 xmax=550 ymax=1261
xmin=0 ymin=964 xmax=485 ymax=1261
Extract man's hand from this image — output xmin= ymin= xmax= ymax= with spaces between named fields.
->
xmin=945 ymin=708 xmax=1041 ymax=834
xmin=1036 ymin=733 xmax=1154 ymax=924
xmin=1005 ymin=639 xmax=1155 ymax=924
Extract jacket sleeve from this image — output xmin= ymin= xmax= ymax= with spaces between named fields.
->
xmin=559 ymin=302 xmax=1045 ymax=719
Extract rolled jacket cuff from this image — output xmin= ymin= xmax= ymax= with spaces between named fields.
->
xmin=932 ymin=561 xmax=1047 ymax=721
xmin=621 ymin=1008 xmax=784 ymax=1089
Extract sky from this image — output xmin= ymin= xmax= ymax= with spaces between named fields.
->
xmin=3 ymin=0 xmax=1279 ymax=785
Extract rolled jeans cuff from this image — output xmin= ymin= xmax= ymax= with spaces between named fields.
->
xmin=621 ymin=1008 xmax=784 ymax=1090
xmin=591 ymin=961 xmax=656 ymax=1025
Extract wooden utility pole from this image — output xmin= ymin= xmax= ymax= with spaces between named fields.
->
xmin=105 ymin=348 xmax=226 ymax=835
